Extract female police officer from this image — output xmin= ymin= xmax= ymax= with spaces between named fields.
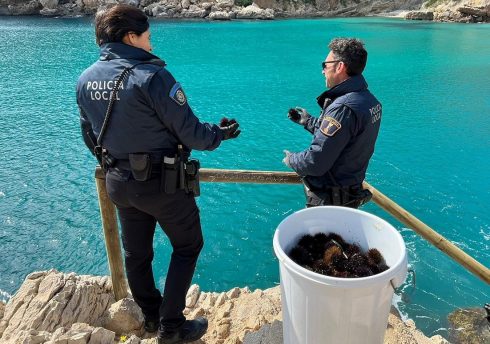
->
xmin=76 ymin=5 xmax=240 ymax=343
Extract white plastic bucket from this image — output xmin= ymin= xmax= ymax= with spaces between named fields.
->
xmin=273 ymin=206 xmax=407 ymax=344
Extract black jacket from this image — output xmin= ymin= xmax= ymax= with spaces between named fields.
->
xmin=76 ymin=43 xmax=223 ymax=159
xmin=289 ymin=75 xmax=382 ymax=189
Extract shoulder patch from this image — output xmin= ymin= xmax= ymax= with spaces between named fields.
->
xmin=320 ymin=116 xmax=342 ymax=137
xmin=169 ymin=82 xmax=187 ymax=106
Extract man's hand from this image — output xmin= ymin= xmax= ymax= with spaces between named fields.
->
xmin=220 ymin=117 xmax=241 ymax=140
xmin=283 ymin=150 xmax=292 ymax=168
xmin=288 ymin=107 xmax=310 ymax=126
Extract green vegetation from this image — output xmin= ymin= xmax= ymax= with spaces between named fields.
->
xmin=235 ymin=0 xmax=253 ymax=7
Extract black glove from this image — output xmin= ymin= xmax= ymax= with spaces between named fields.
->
xmin=288 ymin=107 xmax=311 ymax=126
xmin=220 ymin=117 xmax=241 ymax=140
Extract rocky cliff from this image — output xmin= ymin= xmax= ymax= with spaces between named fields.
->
xmin=0 ymin=0 xmax=425 ymax=19
xmin=405 ymin=0 xmax=490 ymax=22
xmin=0 ymin=270 xmax=450 ymax=344
xmin=2 ymin=0 xmax=488 ymax=23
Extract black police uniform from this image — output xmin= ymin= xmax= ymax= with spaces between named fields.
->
xmin=76 ymin=43 xmax=224 ymax=332
xmin=288 ymin=74 xmax=382 ymax=208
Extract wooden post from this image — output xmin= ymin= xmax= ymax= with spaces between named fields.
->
xmin=95 ymin=166 xmax=128 ymax=300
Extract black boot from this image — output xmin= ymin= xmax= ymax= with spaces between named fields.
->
xmin=158 ymin=317 xmax=208 ymax=344
xmin=144 ymin=315 xmax=160 ymax=333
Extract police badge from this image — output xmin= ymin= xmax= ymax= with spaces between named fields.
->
xmin=169 ymin=82 xmax=187 ymax=106
xmin=320 ymin=116 xmax=341 ymax=137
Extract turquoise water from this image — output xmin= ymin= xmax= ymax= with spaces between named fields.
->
xmin=0 ymin=17 xmax=489 ymax=338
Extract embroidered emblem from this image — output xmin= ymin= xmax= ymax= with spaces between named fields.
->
xmin=320 ymin=116 xmax=341 ymax=137
xmin=169 ymin=82 xmax=187 ymax=106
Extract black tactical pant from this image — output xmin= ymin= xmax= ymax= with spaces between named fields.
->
xmin=106 ymin=169 xmax=203 ymax=332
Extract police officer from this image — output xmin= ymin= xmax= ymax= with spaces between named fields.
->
xmin=76 ymin=5 xmax=240 ymax=344
xmin=283 ymin=38 xmax=381 ymax=208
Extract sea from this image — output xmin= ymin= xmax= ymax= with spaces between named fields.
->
xmin=0 ymin=16 xmax=489 ymax=339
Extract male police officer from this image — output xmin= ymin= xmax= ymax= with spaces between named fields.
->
xmin=283 ymin=38 xmax=381 ymax=208
xmin=76 ymin=5 xmax=240 ymax=344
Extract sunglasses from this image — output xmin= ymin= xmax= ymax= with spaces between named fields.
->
xmin=322 ymin=60 xmax=341 ymax=69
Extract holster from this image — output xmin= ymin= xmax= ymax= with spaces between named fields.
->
xmin=161 ymin=156 xmax=201 ymax=197
xmin=128 ymin=153 xmax=152 ymax=182
xmin=162 ymin=156 xmax=179 ymax=194
xmin=95 ymin=146 xmax=117 ymax=173
xmin=184 ymin=159 xmax=200 ymax=197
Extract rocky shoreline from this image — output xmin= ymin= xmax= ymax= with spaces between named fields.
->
xmin=0 ymin=270 xmax=454 ymax=344
xmin=0 ymin=0 xmax=488 ymax=23
xmin=405 ymin=0 xmax=490 ymax=23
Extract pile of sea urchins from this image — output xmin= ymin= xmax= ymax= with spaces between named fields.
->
xmin=288 ymin=232 xmax=389 ymax=278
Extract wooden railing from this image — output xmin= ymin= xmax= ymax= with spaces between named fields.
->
xmin=95 ymin=167 xmax=490 ymax=300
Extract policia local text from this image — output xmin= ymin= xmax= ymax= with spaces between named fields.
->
xmin=87 ymin=80 xmax=123 ymax=101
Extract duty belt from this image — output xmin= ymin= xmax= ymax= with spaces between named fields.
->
xmin=114 ymin=159 xmax=163 ymax=172
xmin=305 ymin=184 xmax=371 ymax=208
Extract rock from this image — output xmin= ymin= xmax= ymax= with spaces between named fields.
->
xmin=405 ymin=11 xmax=434 ymax=20
xmin=103 ymin=298 xmax=144 ymax=335
xmin=0 ymin=270 xmax=113 ymax=343
xmin=243 ymin=319 xmax=282 ymax=344
xmin=0 ymin=0 xmax=487 ymax=22
xmin=384 ymin=307 xmax=445 ymax=344
xmin=190 ymin=306 xmax=205 ymax=318
xmin=216 ymin=0 xmax=234 ymax=9
xmin=217 ymin=322 xmax=231 ymax=338
xmin=181 ymin=7 xmax=207 ymax=17
xmin=419 ymin=0 xmax=490 ymax=22
xmin=215 ymin=292 xmax=228 ymax=307
xmin=0 ymin=302 xmax=5 ymax=320
xmin=245 ymin=315 xmax=264 ymax=331
xmin=4 ymin=329 xmax=52 ymax=344
xmin=448 ymin=307 xmax=490 ymax=344
xmin=185 ymin=284 xmax=200 ymax=309
xmin=236 ymin=4 xmax=274 ymax=19
xmin=40 ymin=8 xmax=59 ymax=15
xmin=80 ymin=0 xmax=102 ymax=14
xmin=7 ymin=0 xmax=42 ymax=15
xmin=140 ymin=0 xmax=158 ymax=7
xmin=49 ymin=323 xmax=94 ymax=344
xmin=0 ymin=271 xmax=444 ymax=344
xmin=48 ymin=326 xmax=67 ymax=342
xmin=253 ymin=0 xmax=276 ymax=9
xmin=124 ymin=334 xmax=142 ymax=344
xmin=196 ymin=286 xmax=281 ymax=343
xmin=429 ymin=335 xmax=450 ymax=344
xmin=201 ymin=292 xmax=217 ymax=311
xmin=457 ymin=4 xmax=490 ymax=21
xmin=156 ymin=2 xmax=203 ymax=17
xmin=67 ymin=331 xmax=91 ymax=343
xmin=196 ymin=292 xmax=207 ymax=306
xmin=119 ymin=0 xmax=140 ymax=7
xmin=200 ymin=2 xmax=212 ymax=10
xmin=226 ymin=287 xmax=241 ymax=299
xmin=87 ymin=327 xmax=115 ymax=344
xmin=39 ymin=0 xmax=58 ymax=9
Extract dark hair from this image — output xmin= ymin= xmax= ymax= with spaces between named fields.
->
xmin=328 ymin=38 xmax=367 ymax=76
xmin=95 ymin=4 xmax=149 ymax=46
